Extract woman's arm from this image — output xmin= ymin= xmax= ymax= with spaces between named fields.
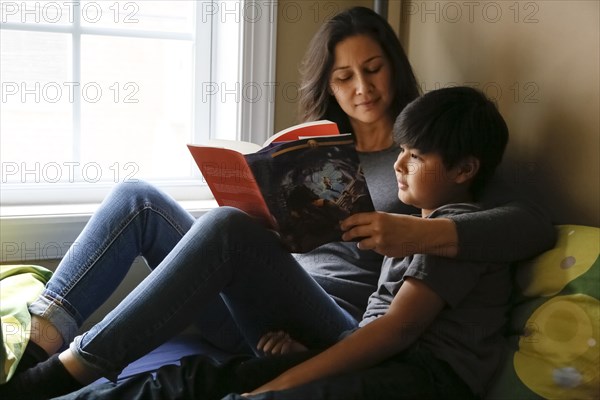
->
xmin=246 ymin=278 xmax=445 ymax=395
xmin=451 ymin=201 xmax=555 ymax=262
xmin=454 ymin=176 xmax=556 ymax=262
xmin=341 ymin=201 xmax=555 ymax=263
xmin=341 ymin=212 xmax=459 ymax=258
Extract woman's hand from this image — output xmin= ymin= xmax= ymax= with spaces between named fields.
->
xmin=257 ymin=331 xmax=308 ymax=355
xmin=340 ymin=212 xmax=459 ymax=258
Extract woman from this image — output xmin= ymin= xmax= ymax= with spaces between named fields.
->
xmin=1 ymin=6 xmax=554 ymax=400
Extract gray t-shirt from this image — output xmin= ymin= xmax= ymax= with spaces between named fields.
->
xmin=360 ymin=203 xmax=512 ymax=396
xmin=295 ymin=143 xmax=546 ymax=322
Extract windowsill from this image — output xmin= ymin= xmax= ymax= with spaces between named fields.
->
xmin=0 ymin=200 xmax=218 ymax=219
xmin=0 ymin=200 xmax=219 ymax=264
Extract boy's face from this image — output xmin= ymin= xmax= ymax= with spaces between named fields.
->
xmin=394 ymin=145 xmax=467 ymax=216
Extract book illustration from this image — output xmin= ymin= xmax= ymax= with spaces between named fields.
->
xmin=245 ymin=136 xmax=374 ymax=253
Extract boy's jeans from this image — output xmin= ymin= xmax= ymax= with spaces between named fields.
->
xmin=29 ymin=181 xmax=357 ymax=380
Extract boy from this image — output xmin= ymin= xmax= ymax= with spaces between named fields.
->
xmin=238 ymin=86 xmax=512 ymax=399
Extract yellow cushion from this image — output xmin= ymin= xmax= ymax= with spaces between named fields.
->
xmin=486 ymin=225 xmax=599 ymax=400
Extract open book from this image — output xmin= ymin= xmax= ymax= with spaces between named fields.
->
xmin=187 ymin=120 xmax=374 ymax=253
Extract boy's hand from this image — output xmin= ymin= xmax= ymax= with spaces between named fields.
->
xmin=257 ymin=331 xmax=308 ymax=355
xmin=340 ymin=212 xmax=458 ymax=258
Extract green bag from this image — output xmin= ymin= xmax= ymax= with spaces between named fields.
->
xmin=1 ymin=264 xmax=53 ymax=384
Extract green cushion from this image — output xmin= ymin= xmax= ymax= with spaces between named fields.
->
xmin=486 ymin=225 xmax=600 ymax=399
xmin=1 ymin=264 xmax=53 ymax=383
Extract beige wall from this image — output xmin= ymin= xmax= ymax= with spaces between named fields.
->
xmin=273 ymin=0 xmax=372 ymax=131
xmin=395 ymin=0 xmax=600 ymax=226
xmin=275 ymin=0 xmax=600 ymax=226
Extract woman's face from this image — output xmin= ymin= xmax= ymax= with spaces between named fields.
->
xmin=329 ymin=35 xmax=394 ymax=129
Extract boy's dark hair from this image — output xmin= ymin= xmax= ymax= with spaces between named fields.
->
xmin=394 ymin=86 xmax=509 ymax=196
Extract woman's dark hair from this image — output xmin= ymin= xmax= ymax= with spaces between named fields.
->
xmin=394 ymin=86 xmax=509 ymax=196
xmin=298 ymin=6 xmax=420 ymax=134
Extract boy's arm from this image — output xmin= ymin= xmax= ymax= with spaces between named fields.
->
xmin=246 ymin=278 xmax=445 ymax=396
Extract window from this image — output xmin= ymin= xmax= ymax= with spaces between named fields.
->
xmin=1 ymin=0 xmax=276 ymax=205
xmin=0 ymin=0 xmax=277 ymax=262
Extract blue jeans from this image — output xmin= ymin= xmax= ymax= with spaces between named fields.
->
xmin=29 ymin=181 xmax=357 ymax=380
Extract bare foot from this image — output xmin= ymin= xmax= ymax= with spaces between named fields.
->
xmin=30 ymin=315 xmax=64 ymax=355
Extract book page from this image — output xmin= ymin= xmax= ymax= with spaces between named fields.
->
xmin=203 ymin=138 xmax=262 ymax=154
xmin=187 ymin=145 xmax=275 ymax=228
xmin=262 ymin=120 xmax=340 ymax=147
